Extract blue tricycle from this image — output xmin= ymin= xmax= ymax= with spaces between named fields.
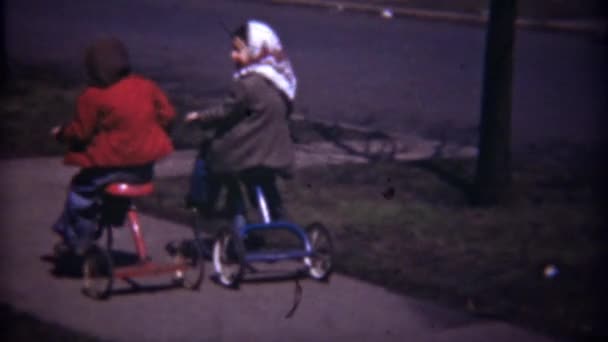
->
xmin=209 ymin=184 xmax=334 ymax=288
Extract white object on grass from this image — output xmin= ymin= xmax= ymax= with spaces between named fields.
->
xmin=543 ymin=264 xmax=559 ymax=278
xmin=381 ymin=8 xmax=394 ymax=19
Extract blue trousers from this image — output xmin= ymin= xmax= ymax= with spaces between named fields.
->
xmin=52 ymin=164 xmax=154 ymax=250
xmin=187 ymin=156 xmax=221 ymax=209
xmin=187 ymin=159 xmax=284 ymax=220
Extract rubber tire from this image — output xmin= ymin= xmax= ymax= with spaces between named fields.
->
xmin=171 ymin=237 xmax=205 ymax=290
xmin=303 ymin=222 xmax=334 ymax=281
xmin=212 ymin=227 xmax=245 ymax=289
xmin=82 ymin=245 xmax=114 ymax=300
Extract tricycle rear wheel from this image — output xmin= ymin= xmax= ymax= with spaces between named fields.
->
xmin=303 ymin=222 xmax=334 ymax=281
xmin=82 ymin=245 xmax=114 ymax=300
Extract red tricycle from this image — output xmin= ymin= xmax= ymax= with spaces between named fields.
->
xmin=56 ymin=181 xmax=205 ymax=300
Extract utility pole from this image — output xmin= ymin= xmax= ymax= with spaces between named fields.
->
xmin=0 ymin=0 xmax=7 ymax=86
xmin=473 ymin=0 xmax=518 ymax=205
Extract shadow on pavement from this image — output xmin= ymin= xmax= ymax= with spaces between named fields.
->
xmin=41 ymin=250 xmax=145 ymax=279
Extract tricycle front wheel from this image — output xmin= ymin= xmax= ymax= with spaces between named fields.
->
xmin=303 ymin=222 xmax=334 ymax=281
xmin=212 ymin=228 xmax=245 ymax=289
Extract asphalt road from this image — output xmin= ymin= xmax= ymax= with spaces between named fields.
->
xmin=6 ymin=0 xmax=606 ymax=152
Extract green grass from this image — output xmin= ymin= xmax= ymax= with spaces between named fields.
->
xmin=136 ymin=154 xmax=606 ymax=341
xmin=0 ymin=75 xmax=82 ymax=158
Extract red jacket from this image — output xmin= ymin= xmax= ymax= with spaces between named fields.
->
xmin=59 ymin=75 xmax=176 ymax=168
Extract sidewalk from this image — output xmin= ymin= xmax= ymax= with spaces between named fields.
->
xmin=270 ymin=0 xmax=607 ymax=36
xmin=0 ymin=129 xmax=558 ymax=342
xmin=0 ymin=150 xmax=557 ymax=342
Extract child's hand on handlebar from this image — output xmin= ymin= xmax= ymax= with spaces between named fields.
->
xmin=184 ymin=111 xmax=201 ymax=123
xmin=50 ymin=125 xmax=62 ymax=137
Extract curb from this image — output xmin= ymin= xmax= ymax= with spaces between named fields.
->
xmin=270 ymin=0 xmax=607 ymax=36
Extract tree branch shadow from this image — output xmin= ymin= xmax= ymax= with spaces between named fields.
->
xmin=310 ymin=121 xmax=400 ymax=162
xmin=306 ymin=120 xmax=475 ymax=201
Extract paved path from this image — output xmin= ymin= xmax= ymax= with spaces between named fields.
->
xmin=0 ymin=151 xmax=558 ymax=342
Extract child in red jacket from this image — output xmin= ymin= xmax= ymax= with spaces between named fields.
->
xmin=51 ymin=37 xmax=176 ymax=253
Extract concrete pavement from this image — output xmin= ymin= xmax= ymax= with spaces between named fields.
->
xmin=0 ymin=144 xmax=559 ymax=341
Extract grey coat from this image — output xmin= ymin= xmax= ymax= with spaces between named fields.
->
xmin=196 ymin=73 xmax=295 ymax=177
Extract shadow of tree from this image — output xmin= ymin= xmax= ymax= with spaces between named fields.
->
xmin=310 ymin=121 xmax=400 ymax=162
xmin=41 ymin=250 xmax=142 ymax=279
xmin=307 ymin=119 xmax=475 ymax=201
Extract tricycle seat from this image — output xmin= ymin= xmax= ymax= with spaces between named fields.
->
xmin=105 ymin=182 xmax=154 ymax=197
